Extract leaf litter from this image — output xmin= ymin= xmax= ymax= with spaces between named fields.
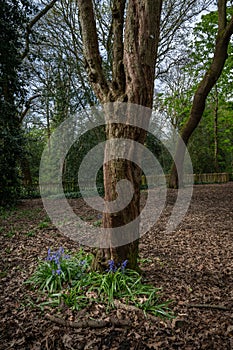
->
xmin=0 ymin=183 xmax=232 ymax=349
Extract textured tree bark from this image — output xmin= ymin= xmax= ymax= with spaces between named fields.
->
xmin=169 ymin=1 xmax=233 ymax=188
xmin=101 ymin=1 xmax=162 ymax=270
xmin=100 ymin=117 xmax=149 ymax=270
xmin=78 ymin=0 xmax=162 ymax=270
xmin=77 ymin=0 xmax=110 ymax=103
xmin=213 ymin=85 xmax=219 ymax=172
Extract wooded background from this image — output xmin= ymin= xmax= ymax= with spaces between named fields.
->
xmin=1 ymin=0 xmax=233 ymax=202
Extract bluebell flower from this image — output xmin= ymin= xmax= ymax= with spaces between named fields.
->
xmin=107 ymin=260 xmax=120 ymax=273
xmin=46 ymin=247 xmax=67 ymax=276
xmin=46 ymin=248 xmax=53 ymax=261
xmin=106 ymin=259 xmax=129 ymax=273
xmin=59 ymin=247 xmax=64 ymax=255
xmin=121 ymin=259 xmax=128 ymax=271
xmin=54 ymin=253 xmax=60 ymax=265
xmin=107 ymin=259 xmax=115 ymax=272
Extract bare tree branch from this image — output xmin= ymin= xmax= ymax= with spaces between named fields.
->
xmin=158 ymin=0 xmax=215 ymax=70
xmin=19 ymin=94 xmax=41 ymax=122
xmin=21 ymin=0 xmax=59 ymax=60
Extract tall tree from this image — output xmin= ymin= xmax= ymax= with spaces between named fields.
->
xmin=77 ymin=0 xmax=162 ymax=269
xmin=0 ymin=0 xmax=27 ymax=205
xmin=169 ymin=0 xmax=233 ymax=188
xmin=0 ymin=0 xmax=58 ymax=206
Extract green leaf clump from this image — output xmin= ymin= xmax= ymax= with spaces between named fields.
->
xmin=26 ymin=249 xmax=173 ymax=319
xmin=26 ymin=248 xmax=91 ymax=293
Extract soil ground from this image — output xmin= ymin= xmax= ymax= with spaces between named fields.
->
xmin=0 ymin=183 xmax=233 ymax=349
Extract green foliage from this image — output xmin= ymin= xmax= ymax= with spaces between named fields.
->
xmin=5 ymin=227 xmax=16 ymax=238
xmin=0 ymin=206 xmax=14 ymax=220
xmin=217 ymin=102 xmax=233 ymax=172
xmin=25 ymin=231 xmax=36 ymax=237
xmin=189 ymin=100 xmax=233 ymax=173
xmin=93 ymin=219 xmax=102 ymax=227
xmin=0 ymin=114 xmax=23 ymax=206
xmin=20 ymin=186 xmax=41 ymax=199
xmin=22 ymin=127 xmax=47 ymax=183
xmin=26 ymin=248 xmax=91 ymax=293
xmin=37 ymin=216 xmax=51 ymax=229
xmin=0 ymin=0 xmax=36 ymax=206
xmin=188 ymin=9 xmax=233 ymax=96
xmin=145 ymin=132 xmax=173 ymax=174
xmin=187 ymin=10 xmax=233 ymax=173
xmin=156 ymin=9 xmax=233 ymax=175
xmin=62 ymin=260 xmax=172 ymax=317
xmin=27 ymin=249 xmax=173 ymax=319
xmin=63 ymin=125 xmax=106 ymax=187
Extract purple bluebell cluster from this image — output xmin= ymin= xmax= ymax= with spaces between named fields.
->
xmin=108 ymin=259 xmax=117 ymax=272
xmin=46 ymin=247 xmax=69 ymax=276
xmin=121 ymin=259 xmax=128 ymax=271
xmin=107 ymin=259 xmax=128 ymax=273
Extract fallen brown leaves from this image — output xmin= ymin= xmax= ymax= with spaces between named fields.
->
xmin=0 ymin=183 xmax=233 ymax=349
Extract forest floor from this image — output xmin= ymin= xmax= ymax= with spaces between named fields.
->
xmin=0 ymin=183 xmax=233 ymax=350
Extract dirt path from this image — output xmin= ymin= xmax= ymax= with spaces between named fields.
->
xmin=0 ymin=183 xmax=232 ymax=349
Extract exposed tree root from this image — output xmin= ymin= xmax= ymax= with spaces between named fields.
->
xmin=45 ymin=313 xmax=130 ymax=328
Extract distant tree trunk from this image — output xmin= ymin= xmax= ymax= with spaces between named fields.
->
xmin=213 ymin=85 xmax=219 ymax=172
xmin=169 ymin=1 xmax=233 ymax=188
xmin=45 ymin=83 xmax=51 ymax=151
xmin=21 ymin=158 xmax=33 ymax=187
xmin=78 ymin=0 xmax=162 ymax=270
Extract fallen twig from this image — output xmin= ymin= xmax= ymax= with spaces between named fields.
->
xmin=187 ymin=304 xmax=230 ymax=311
xmin=45 ymin=313 xmax=130 ymax=328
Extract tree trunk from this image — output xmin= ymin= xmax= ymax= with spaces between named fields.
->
xmin=21 ymin=158 xmax=33 ymax=187
xmin=213 ymin=85 xmax=219 ymax=172
xmin=169 ymin=2 xmax=233 ymax=188
xmin=98 ymin=112 xmax=149 ymax=270
xmin=78 ymin=0 xmax=162 ymax=270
